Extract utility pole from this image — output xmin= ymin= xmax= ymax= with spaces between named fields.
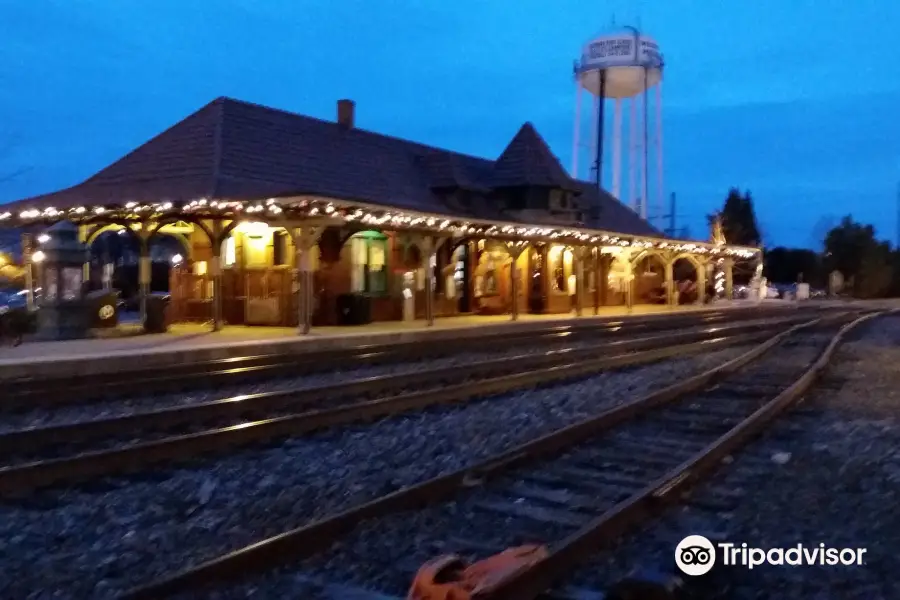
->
xmin=668 ymin=192 xmax=675 ymax=237
xmin=591 ymin=71 xmax=607 ymax=189
xmin=662 ymin=192 xmax=676 ymax=236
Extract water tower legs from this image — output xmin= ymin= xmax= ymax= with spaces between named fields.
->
xmin=590 ymin=95 xmax=600 ymax=182
xmin=612 ymin=99 xmax=622 ymax=200
xmin=571 ymin=80 xmax=582 ymax=177
xmin=641 ymin=67 xmax=650 ymax=221
xmin=655 ymin=82 xmax=665 ymax=231
xmin=592 ymin=71 xmax=607 ymax=185
xmin=629 ymin=96 xmax=638 ymax=215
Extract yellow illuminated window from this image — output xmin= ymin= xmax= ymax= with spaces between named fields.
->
xmin=549 ymin=246 xmax=573 ymax=293
xmin=222 ymin=237 xmax=236 ymax=267
xmin=349 ymin=232 xmax=388 ymax=294
xmin=243 ymin=233 xmax=269 ymax=267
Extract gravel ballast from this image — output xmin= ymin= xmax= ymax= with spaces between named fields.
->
xmin=0 ymin=345 xmax=753 ymax=599
xmin=205 ymin=328 xmax=834 ymax=598
xmin=564 ymin=314 xmax=900 ymax=599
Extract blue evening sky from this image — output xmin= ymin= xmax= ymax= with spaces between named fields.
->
xmin=1 ymin=0 xmax=898 ymax=248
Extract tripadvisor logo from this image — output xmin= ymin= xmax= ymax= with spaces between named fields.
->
xmin=675 ymin=535 xmax=716 ymax=576
xmin=675 ymin=535 xmax=867 ymax=575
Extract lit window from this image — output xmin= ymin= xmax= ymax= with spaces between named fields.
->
xmin=273 ymin=231 xmax=286 ymax=266
xmin=222 ymin=237 xmax=236 ymax=267
xmin=549 ymin=246 xmax=573 ymax=292
xmin=349 ymin=232 xmax=388 ymax=294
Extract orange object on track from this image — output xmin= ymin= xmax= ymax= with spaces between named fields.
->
xmin=407 ymin=545 xmax=548 ymax=600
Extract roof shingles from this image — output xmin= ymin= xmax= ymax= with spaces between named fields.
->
xmin=492 ymin=122 xmax=577 ymax=190
xmin=2 ymin=96 xmax=660 ymax=237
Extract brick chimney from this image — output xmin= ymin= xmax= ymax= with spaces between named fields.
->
xmin=337 ymin=99 xmax=355 ymax=128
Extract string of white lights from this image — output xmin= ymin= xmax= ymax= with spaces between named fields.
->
xmin=0 ymin=196 xmax=758 ymax=259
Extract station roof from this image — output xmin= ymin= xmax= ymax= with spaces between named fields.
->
xmin=0 ymin=97 xmax=758 ymax=258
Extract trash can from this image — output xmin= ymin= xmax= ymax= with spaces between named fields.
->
xmin=143 ymin=293 xmax=170 ymax=333
xmin=0 ymin=306 xmax=35 ymax=343
xmin=528 ymin=294 xmax=546 ymax=314
xmin=85 ymin=289 xmax=120 ymax=329
xmin=336 ymin=293 xmax=372 ymax=325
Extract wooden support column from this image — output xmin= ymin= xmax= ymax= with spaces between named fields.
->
xmin=210 ymin=221 xmax=225 ymax=332
xmin=599 ymin=254 xmax=610 ymax=308
xmin=696 ymin=262 xmax=707 ymax=305
xmin=574 ymin=246 xmax=586 ymax=317
xmin=209 ymin=250 xmax=222 ymax=331
xmin=591 ymin=250 xmax=599 ymax=315
xmin=293 ymin=226 xmax=324 ymax=335
xmin=77 ymin=224 xmax=90 ymax=288
xmin=624 ymin=258 xmax=634 ymax=311
xmin=664 ymin=259 xmax=675 ymax=307
xmin=594 ymin=251 xmax=609 ymax=314
xmin=724 ymin=257 xmax=734 ymax=300
xmin=135 ymin=227 xmax=152 ymax=326
xmin=419 ymin=235 xmax=447 ymax=327
xmin=21 ymin=233 xmax=35 ymax=311
xmin=505 ymin=241 xmax=527 ymax=321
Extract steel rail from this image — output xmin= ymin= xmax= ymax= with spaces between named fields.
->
xmin=477 ymin=309 xmax=889 ymax=600
xmin=121 ymin=313 xmax=858 ymax=599
xmin=1 ymin=307 xmax=815 ymax=407
xmin=0 ymin=325 xmax=785 ymax=495
xmin=0 ymin=315 xmax=809 ymax=458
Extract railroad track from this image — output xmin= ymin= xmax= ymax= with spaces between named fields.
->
xmin=0 ymin=316 xmax=791 ymax=495
xmin=117 ymin=309 xmax=880 ymax=599
xmin=2 ymin=306 xmax=818 ymax=408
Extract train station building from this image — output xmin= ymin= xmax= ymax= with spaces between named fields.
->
xmin=0 ymin=97 xmax=758 ymax=332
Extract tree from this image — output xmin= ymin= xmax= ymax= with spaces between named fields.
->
xmin=764 ymin=247 xmax=823 ymax=286
xmin=706 ymin=188 xmax=763 ymax=286
xmin=824 ymin=216 xmax=893 ymax=298
xmin=714 ymin=187 xmax=761 ymax=247
xmin=857 ymin=241 xmax=893 ymax=298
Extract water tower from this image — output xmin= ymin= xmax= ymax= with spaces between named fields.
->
xmin=572 ymin=26 xmax=665 ymax=224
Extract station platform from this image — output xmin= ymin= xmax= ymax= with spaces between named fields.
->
xmin=0 ymin=300 xmax=818 ymax=380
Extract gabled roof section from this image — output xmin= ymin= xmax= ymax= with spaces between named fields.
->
xmin=574 ymin=180 xmax=663 ymax=237
xmin=211 ymin=98 xmax=447 ymax=213
xmin=83 ymin=98 xmax=223 ymax=194
xmin=2 ymin=97 xmax=666 ymax=242
xmin=418 ymin=151 xmax=491 ymax=193
xmin=491 ymin=123 xmax=577 ymax=190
